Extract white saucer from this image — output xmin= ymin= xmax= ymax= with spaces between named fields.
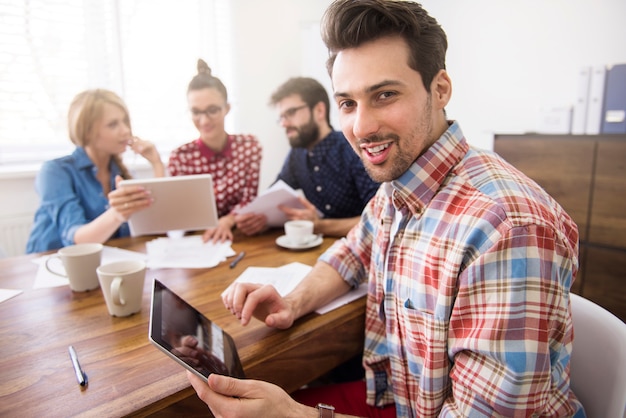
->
xmin=276 ymin=234 xmax=323 ymax=250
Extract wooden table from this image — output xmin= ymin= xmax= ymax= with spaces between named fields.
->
xmin=0 ymin=230 xmax=365 ymax=417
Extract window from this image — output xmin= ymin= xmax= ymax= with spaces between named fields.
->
xmin=0 ymin=0 xmax=232 ymax=166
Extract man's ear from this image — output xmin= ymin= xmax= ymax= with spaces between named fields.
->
xmin=432 ymin=69 xmax=452 ymax=109
xmin=312 ymin=101 xmax=327 ymax=123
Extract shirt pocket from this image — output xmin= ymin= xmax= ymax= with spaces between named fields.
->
xmin=400 ymin=301 xmax=450 ymax=396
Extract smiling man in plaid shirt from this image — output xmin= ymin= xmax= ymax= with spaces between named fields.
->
xmin=188 ymin=1 xmax=586 ymax=417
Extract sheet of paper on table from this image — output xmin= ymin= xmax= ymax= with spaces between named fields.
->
xmin=31 ymin=246 xmax=148 ymax=289
xmin=231 ymin=262 xmax=367 ymax=314
xmin=145 ymin=235 xmax=235 ymax=269
xmin=0 ymin=288 xmax=22 ymax=304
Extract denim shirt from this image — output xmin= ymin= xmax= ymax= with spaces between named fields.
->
xmin=26 ymin=147 xmax=129 ymax=253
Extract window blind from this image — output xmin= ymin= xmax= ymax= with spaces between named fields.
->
xmin=0 ymin=0 xmax=231 ymax=166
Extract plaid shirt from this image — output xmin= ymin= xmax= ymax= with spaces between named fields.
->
xmin=320 ymin=122 xmax=585 ymax=417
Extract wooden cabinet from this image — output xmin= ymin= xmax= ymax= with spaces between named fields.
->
xmin=494 ymin=134 xmax=626 ymax=322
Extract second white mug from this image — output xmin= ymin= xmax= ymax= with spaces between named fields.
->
xmin=97 ymin=260 xmax=146 ymax=317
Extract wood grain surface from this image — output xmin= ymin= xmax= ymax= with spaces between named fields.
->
xmin=0 ymin=230 xmax=365 ymax=417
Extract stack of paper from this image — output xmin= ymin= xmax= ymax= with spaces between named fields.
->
xmin=145 ymin=236 xmax=235 ymax=268
xmin=230 ymin=262 xmax=367 ymax=314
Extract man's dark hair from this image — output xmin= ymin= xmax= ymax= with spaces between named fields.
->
xmin=321 ymin=0 xmax=447 ymax=91
xmin=269 ymin=77 xmax=331 ymax=126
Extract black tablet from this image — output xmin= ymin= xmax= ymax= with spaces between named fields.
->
xmin=148 ymin=279 xmax=245 ymax=381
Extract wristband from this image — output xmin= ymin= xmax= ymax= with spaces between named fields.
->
xmin=316 ymin=403 xmax=335 ymax=418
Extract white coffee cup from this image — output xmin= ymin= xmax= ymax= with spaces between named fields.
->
xmin=45 ymin=243 xmax=103 ymax=292
xmin=97 ymin=260 xmax=146 ymax=317
xmin=284 ymin=220 xmax=315 ymax=245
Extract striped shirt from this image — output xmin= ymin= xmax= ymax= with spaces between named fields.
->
xmin=320 ymin=122 xmax=585 ymax=417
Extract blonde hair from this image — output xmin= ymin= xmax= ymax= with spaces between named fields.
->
xmin=67 ymin=89 xmax=132 ymax=179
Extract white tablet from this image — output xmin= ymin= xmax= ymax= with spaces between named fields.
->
xmin=149 ymin=279 xmax=245 ymax=381
xmin=119 ymin=174 xmax=218 ymax=236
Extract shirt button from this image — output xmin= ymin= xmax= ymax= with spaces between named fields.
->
xmin=316 ymin=186 xmax=322 ymax=192
xmin=325 ymin=204 xmax=331 ymax=211
xmin=314 ymin=166 xmax=320 ymax=172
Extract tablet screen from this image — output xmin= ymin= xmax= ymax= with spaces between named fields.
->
xmin=149 ymin=279 xmax=245 ymax=381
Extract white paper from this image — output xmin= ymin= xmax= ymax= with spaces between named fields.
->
xmin=315 ymin=283 xmax=367 ymax=314
xmin=231 ymin=262 xmax=366 ymax=314
xmin=236 ymin=180 xmax=305 ymax=227
xmin=232 ymin=262 xmax=312 ymax=296
xmin=0 ymin=288 xmax=22 ymax=304
xmin=31 ymin=246 xmax=148 ymax=289
xmin=145 ymin=235 xmax=235 ymax=268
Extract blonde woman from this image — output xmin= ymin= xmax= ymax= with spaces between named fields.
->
xmin=26 ymin=89 xmax=164 ymax=253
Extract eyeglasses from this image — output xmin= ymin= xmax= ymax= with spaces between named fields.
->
xmin=191 ymin=105 xmax=223 ymax=120
xmin=277 ymin=104 xmax=308 ymax=123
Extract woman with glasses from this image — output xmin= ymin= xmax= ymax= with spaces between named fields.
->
xmin=168 ymin=59 xmax=262 ymax=242
xmin=26 ymin=89 xmax=164 ymax=253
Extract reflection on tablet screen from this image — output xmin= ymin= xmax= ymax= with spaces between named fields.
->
xmin=149 ymin=280 xmax=245 ymax=380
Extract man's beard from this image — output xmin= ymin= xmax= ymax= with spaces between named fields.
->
xmin=360 ymin=97 xmax=434 ymax=183
xmin=360 ymin=133 xmax=416 ymax=183
xmin=288 ymin=118 xmax=320 ymax=149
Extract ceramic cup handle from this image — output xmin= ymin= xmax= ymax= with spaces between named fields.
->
xmin=44 ymin=254 xmax=66 ymax=277
xmin=111 ymin=276 xmax=125 ymax=306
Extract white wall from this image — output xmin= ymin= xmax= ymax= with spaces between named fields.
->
xmin=226 ymin=0 xmax=626 ymax=189
xmin=3 ymin=0 xmax=626 ymax=256
xmin=421 ymin=0 xmax=626 ymax=150
xmin=225 ymin=0 xmax=335 ymax=191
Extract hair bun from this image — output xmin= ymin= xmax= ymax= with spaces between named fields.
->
xmin=197 ymin=59 xmax=212 ymax=76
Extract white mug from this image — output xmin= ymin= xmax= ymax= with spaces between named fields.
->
xmin=97 ymin=260 xmax=146 ymax=317
xmin=284 ymin=220 xmax=315 ymax=245
xmin=45 ymin=243 xmax=103 ymax=292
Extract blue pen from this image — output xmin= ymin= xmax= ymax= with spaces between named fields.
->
xmin=229 ymin=251 xmax=246 ymax=268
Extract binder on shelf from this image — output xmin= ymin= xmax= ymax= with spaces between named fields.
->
xmin=585 ymin=65 xmax=607 ymax=135
xmin=601 ymin=63 xmax=626 ymax=134
xmin=571 ymin=66 xmax=591 ymax=134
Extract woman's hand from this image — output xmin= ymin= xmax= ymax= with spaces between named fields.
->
xmin=128 ymin=136 xmax=165 ymax=177
xmin=108 ymin=175 xmax=154 ymax=221
xmin=203 ymin=215 xmax=235 ymax=243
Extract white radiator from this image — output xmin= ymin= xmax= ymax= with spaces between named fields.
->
xmin=0 ymin=214 xmax=33 ymax=258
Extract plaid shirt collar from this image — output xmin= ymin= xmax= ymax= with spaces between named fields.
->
xmin=390 ymin=121 xmax=468 ymax=216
